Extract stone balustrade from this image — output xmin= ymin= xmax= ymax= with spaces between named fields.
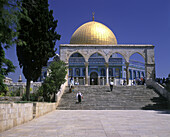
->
xmin=146 ymin=79 xmax=170 ymax=102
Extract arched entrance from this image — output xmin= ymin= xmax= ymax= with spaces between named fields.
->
xmin=90 ymin=72 xmax=98 ymax=85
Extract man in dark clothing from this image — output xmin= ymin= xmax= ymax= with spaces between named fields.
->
xmin=76 ymin=91 xmax=83 ymax=103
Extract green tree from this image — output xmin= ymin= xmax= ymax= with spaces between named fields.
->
xmin=0 ymin=47 xmax=15 ymax=93
xmin=42 ymin=61 xmax=67 ymax=102
xmin=0 ymin=0 xmax=20 ymax=92
xmin=17 ymin=0 xmax=60 ymax=100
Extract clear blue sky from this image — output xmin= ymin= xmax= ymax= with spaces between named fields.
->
xmin=5 ymin=0 xmax=170 ymax=82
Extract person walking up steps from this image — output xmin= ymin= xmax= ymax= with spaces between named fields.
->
xmin=76 ymin=91 xmax=83 ymax=103
xmin=110 ymin=80 xmax=113 ymax=91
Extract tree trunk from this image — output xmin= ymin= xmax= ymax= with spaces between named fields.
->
xmin=26 ymin=79 xmax=31 ymax=101
xmin=53 ymin=92 xmax=55 ymax=102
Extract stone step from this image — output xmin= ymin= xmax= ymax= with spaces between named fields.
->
xmin=57 ymin=85 xmax=169 ymax=110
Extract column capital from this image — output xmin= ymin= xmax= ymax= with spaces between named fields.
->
xmin=84 ymin=62 xmax=89 ymax=67
xmin=125 ymin=62 xmax=129 ymax=67
xmin=105 ymin=62 xmax=109 ymax=68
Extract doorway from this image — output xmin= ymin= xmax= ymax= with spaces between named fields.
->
xmin=90 ymin=72 xmax=98 ymax=85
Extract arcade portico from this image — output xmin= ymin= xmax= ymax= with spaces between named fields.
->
xmin=60 ymin=44 xmax=155 ymax=85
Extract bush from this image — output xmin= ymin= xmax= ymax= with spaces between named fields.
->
xmin=21 ymin=87 xmax=43 ymax=101
xmin=0 ymin=92 xmax=5 ymax=97
xmin=41 ymin=61 xmax=67 ymax=102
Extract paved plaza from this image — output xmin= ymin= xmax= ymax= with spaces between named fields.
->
xmin=0 ymin=110 xmax=170 ymax=137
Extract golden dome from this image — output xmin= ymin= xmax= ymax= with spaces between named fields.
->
xmin=70 ymin=21 xmax=117 ymax=45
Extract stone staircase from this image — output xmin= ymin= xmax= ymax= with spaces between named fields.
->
xmin=57 ymin=85 xmax=169 ymax=110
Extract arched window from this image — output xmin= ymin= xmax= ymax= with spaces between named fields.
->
xmin=115 ymin=68 xmax=120 ymax=78
xmin=101 ymin=68 xmax=105 ymax=76
xmin=109 ymin=68 xmax=113 ymax=76
xmin=75 ymin=68 xmax=80 ymax=76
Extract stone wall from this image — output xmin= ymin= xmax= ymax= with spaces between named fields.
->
xmin=0 ymin=103 xmax=33 ymax=132
xmin=0 ymin=80 xmax=67 ymax=133
xmin=33 ymin=102 xmax=56 ymax=118
xmin=0 ymin=102 xmax=57 ymax=133
xmin=6 ymin=82 xmax=42 ymax=96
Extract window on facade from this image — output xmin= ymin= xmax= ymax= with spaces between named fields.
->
xmin=101 ymin=68 xmax=105 ymax=76
xmin=115 ymin=68 xmax=120 ymax=78
xmin=109 ymin=68 xmax=113 ymax=76
xmin=75 ymin=68 xmax=80 ymax=76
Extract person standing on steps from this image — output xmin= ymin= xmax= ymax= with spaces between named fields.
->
xmin=76 ymin=91 xmax=83 ymax=103
xmin=110 ymin=80 xmax=113 ymax=91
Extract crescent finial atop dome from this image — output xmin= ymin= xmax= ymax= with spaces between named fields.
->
xmin=92 ymin=12 xmax=95 ymax=21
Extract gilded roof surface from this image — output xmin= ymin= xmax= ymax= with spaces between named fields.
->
xmin=70 ymin=21 xmax=117 ymax=45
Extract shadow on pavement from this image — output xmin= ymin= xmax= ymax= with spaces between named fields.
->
xmin=142 ymin=95 xmax=170 ymax=113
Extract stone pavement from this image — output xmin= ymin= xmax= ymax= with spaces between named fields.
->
xmin=1 ymin=110 xmax=170 ymax=137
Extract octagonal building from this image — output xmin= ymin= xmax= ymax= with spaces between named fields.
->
xmin=59 ymin=16 xmax=155 ymax=86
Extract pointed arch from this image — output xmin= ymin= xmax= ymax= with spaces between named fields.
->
xmin=129 ymin=52 xmax=145 ymax=61
xmin=129 ymin=52 xmax=145 ymax=70
xmin=88 ymin=51 xmax=107 ymax=62
xmin=107 ymin=52 xmax=127 ymax=63
xmin=68 ymin=52 xmax=85 ymax=66
xmin=67 ymin=50 xmax=86 ymax=62
xmin=108 ymin=52 xmax=126 ymax=66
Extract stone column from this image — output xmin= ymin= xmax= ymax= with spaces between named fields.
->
xmin=105 ymin=63 xmax=109 ymax=85
xmin=145 ymin=64 xmax=155 ymax=80
xmin=85 ymin=62 xmax=89 ymax=86
xmin=125 ymin=62 xmax=129 ymax=85
xmin=102 ymin=77 xmax=105 ymax=85
xmin=145 ymin=47 xmax=155 ymax=81
xmin=98 ymin=76 xmax=100 ymax=85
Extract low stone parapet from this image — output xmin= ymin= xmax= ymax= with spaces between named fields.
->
xmin=56 ymin=80 xmax=67 ymax=106
xmin=0 ymin=102 xmax=57 ymax=133
xmin=33 ymin=102 xmax=56 ymax=118
xmin=0 ymin=103 xmax=33 ymax=132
